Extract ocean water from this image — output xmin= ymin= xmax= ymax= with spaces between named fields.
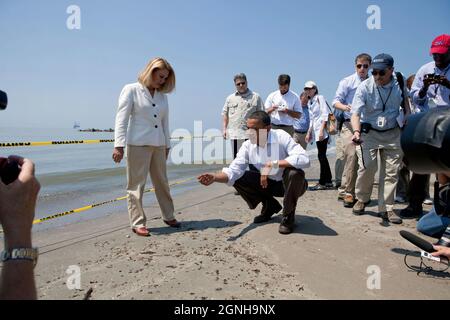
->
xmin=0 ymin=127 xmax=332 ymax=232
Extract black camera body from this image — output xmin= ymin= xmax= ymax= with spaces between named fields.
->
xmin=0 ymin=158 xmax=21 ymax=185
xmin=401 ymin=107 xmax=450 ymax=174
xmin=424 ymin=73 xmax=443 ymax=84
xmin=0 ymin=90 xmax=7 ymax=110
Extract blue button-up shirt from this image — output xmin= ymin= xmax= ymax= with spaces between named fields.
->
xmin=352 ymin=74 xmax=405 ymax=131
xmin=332 ymin=72 xmax=366 ymax=120
xmin=293 ymin=105 xmax=310 ymax=132
xmin=410 ymin=61 xmax=450 ymax=111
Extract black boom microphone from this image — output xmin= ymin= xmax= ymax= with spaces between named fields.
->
xmin=0 ymin=90 xmax=7 ymax=110
xmin=399 ymin=230 xmax=434 ymax=253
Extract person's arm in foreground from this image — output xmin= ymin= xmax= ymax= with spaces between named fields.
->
xmin=0 ymin=157 xmax=40 ymax=300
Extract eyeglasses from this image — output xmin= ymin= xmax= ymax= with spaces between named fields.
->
xmin=372 ymin=70 xmax=387 ymax=77
xmin=235 ymin=82 xmax=246 ymax=86
xmin=356 ymin=64 xmax=369 ymax=69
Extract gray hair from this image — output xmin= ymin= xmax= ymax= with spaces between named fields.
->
xmin=233 ymin=73 xmax=247 ymax=83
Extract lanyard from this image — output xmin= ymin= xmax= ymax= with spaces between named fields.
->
xmin=376 ymin=86 xmax=393 ymax=112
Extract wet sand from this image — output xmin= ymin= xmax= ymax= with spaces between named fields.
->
xmin=29 ymin=156 xmax=450 ymax=300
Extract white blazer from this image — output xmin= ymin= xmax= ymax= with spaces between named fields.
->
xmin=114 ymin=82 xmax=170 ymax=148
xmin=308 ymin=94 xmax=329 ymax=142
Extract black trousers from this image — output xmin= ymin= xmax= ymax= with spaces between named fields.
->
xmin=233 ymin=167 xmax=308 ymax=218
xmin=407 ymin=173 xmax=430 ymax=207
xmin=316 ymin=137 xmax=332 ymax=185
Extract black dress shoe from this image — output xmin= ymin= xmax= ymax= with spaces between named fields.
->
xmin=278 ymin=215 xmax=295 ymax=234
xmin=253 ymin=214 xmax=273 ymax=223
xmin=400 ymin=205 xmax=423 ymax=218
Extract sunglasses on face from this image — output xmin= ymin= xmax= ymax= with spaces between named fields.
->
xmin=236 ymin=82 xmax=246 ymax=86
xmin=372 ymin=70 xmax=387 ymax=77
xmin=356 ymin=64 xmax=369 ymax=69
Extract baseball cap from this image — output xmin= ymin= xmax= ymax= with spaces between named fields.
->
xmin=430 ymin=34 xmax=450 ymax=55
xmin=304 ymin=81 xmax=317 ymax=89
xmin=371 ymin=53 xmax=394 ymax=70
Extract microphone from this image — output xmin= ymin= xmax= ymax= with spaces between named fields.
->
xmin=399 ymin=230 xmax=434 ymax=253
xmin=0 ymin=90 xmax=7 ymax=110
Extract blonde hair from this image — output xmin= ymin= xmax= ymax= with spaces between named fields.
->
xmin=138 ymin=57 xmax=176 ymax=94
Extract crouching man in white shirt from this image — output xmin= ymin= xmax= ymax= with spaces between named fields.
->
xmin=198 ymin=111 xmax=310 ymax=234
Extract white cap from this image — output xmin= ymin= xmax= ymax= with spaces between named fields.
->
xmin=304 ymin=81 xmax=317 ymax=89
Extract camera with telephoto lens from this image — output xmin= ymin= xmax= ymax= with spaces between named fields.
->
xmin=424 ymin=73 xmax=442 ymax=84
xmin=0 ymin=90 xmax=21 ymax=184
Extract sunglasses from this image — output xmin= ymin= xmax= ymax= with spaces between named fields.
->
xmin=356 ymin=64 xmax=369 ymax=69
xmin=235 ymin=82 xmax=246 ymax=86
xmin=372 ymin=70 xmax=387 ymax=77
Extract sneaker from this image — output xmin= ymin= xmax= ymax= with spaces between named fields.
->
xmin=423 ymin=198 xmax=433 ymax=205
xmin=325 ymin=182 xmax=335 ymax=189
xmin=278 ymin=215 xmax=295 ymax=234
xmin=309 ymin=183 xmax=327 ymax=191
xmin=400 ymin=205 xmax=423 ymax=218
xmin=343 ymin=194 xmax=357 ymax=208
xmin=337 ymin=193 xmax=345 ymax=201
xmin=380 ymin=211 xmax=403 ymax=224
xmin=352 ymin=200 xmax=366 ymax=215
xmin=394 ymin=196 xmax=407 ymax=204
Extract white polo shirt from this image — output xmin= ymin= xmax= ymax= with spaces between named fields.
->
xmin=222 ymin=129 xmax=310 ymax=186
xmin=264 ymin=90 xmax=302 ymax=126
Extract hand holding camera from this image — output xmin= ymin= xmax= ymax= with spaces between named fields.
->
xmin=423 ymin=74 xmax=450 ymax=88
xmin=0 ymin=157 xmax=21 ymax=185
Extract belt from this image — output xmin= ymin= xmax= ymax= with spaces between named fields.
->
xmin=272 ymin=124 xmax=293 ymax=128
xmin=294 ymin=130 xmax=308 ymax=134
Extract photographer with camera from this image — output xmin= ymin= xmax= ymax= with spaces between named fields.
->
xmin=0 ymin=91 xmax=40 ymax=300
xmin=401 ymin=35 xmax=450 ymax=219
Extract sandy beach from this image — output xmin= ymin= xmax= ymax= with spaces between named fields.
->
xmin=28 ymin=156 xmax=450 ymax=300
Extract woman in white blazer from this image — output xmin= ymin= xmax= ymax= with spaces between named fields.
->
xmin=304 ymin=81 xmax=333 ymax=190
xmin=112 ymin=57 xmax=179 ymax=237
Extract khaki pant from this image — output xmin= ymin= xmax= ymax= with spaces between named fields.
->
xmin=355 ymin=127 xmax=403 ymax=212
xmin=126 ymin=145 xmax=175 ymax=228
xmin=337 ymin=122 xmax=358 ymax=197
xmin=271 ymin=124 xmax=294 ymax=137
xmin=293 ymin=131 xmax=308 ymax=150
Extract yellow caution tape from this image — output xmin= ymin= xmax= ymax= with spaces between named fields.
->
xmin=0 ymin=177 xmax=195 ymax=233
xmin=0 ymin=136 xmax=222 ymax=148
xmin=0 ymin=139 xmax=115 ymax=148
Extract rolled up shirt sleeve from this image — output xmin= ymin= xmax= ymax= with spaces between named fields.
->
xmin=222 ymin=98 xmax=229 ymax=116
xmin=284 ymin=137 xmax=311 ymax=169
xmin=332 ymin=79 xmax=347 ymax=107
xmin=410 ymin=67 xmax=428 ymax=111
xmin=351 ymin=84 xmax=366 ymax=116
xmin=222 ymin=142 xmax=249 ymax=186
xmin=319 ymin=96 xmax=329 ymax=122
xmin=114 ymin=85 xmax=134 ymax=148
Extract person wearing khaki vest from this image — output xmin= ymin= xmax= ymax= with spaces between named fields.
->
xmin=350 ymin=53 xmax=411 ymax=225
xmin=112 ymin=57 xmax=179 ymax=237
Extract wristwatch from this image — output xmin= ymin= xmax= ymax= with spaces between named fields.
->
xmin=0 ymin=248 xmax=39 ymax=267
xmin=271 ymin=160 xmax=279 ymax=170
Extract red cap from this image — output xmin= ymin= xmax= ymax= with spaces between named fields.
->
xmin=430 ymin=34 xmax=450 ymax=54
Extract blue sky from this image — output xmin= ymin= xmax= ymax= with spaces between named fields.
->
xmin=0 ymin=0 xmax=449 ymax=132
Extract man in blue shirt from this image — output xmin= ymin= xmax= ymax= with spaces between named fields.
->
xmin=332 ymin=53 xmax=372 ymax=207
xmin=350 ymin=54 xmax=411 ymax=225
xmin=293 ymin=92 xmax=310 ymax=149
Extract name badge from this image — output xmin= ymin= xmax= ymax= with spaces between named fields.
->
xmin=428 ymin=97 xmax=438 ymax=109
xmin=377 ymin=116 xmax=386 ymax=128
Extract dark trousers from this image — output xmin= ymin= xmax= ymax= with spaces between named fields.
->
xmin=407 ymin=173 xmax=430 ymax=207
xmin=233 ymin=167 xmax=308 ymax=218
xmin=316 ymin=137 xmax=332 ymax=185
xmin=231 ymin=139 xmax=246 ymax=159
